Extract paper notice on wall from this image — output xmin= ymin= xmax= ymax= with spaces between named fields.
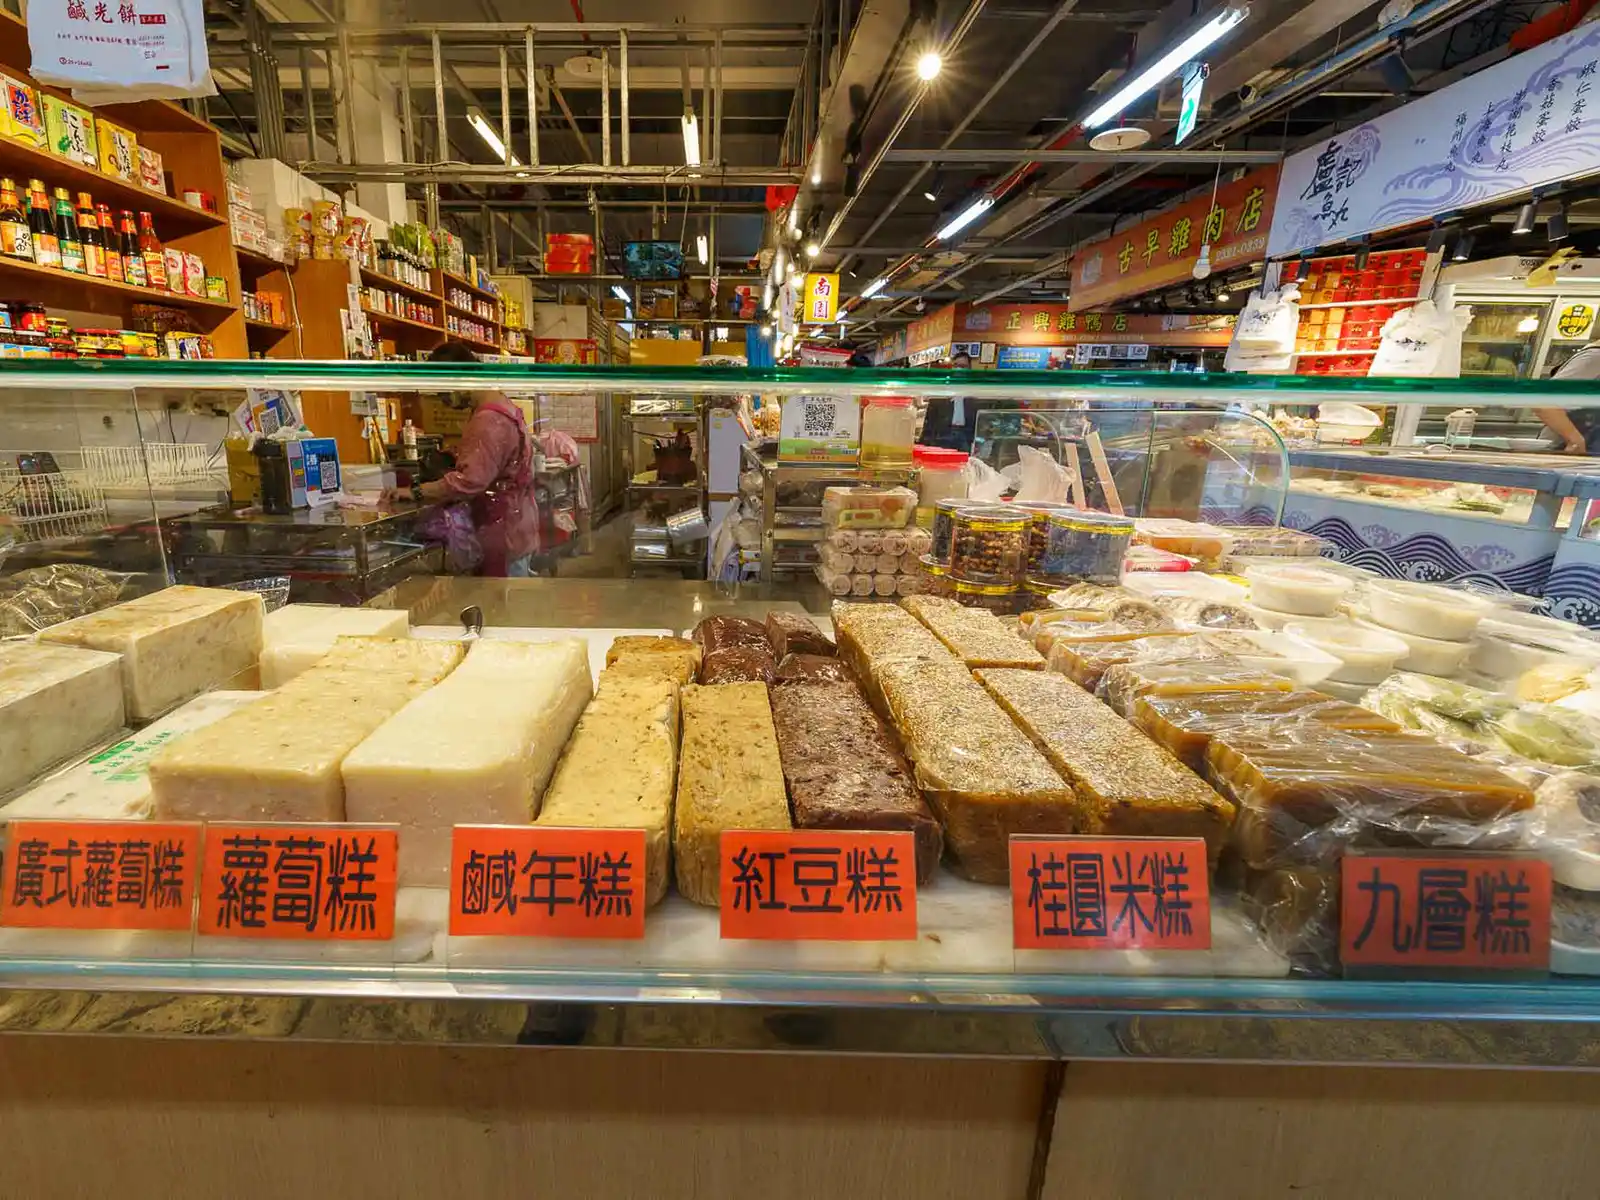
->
xmin=30 ymin=0 xmax=216 ymax=103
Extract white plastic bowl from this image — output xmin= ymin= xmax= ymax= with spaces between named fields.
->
xmin=1352 ymin=614 xmax=1472 ymax=677
xmin=1366 ymin=578 xmax=1495 ymax=642
xmin=1285 ymin=617 xmax=1411 ymax=684
xmin=1245 ymin=563 xmax=1353 ymax=617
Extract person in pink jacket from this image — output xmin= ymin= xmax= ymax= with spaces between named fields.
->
xmin=385 ymin=343 xmax=541 ymax=576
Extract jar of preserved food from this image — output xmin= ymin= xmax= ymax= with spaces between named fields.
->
xmin=913 ymin=444 xmax=969 ymax=517
xmin=1032 ymin=510 xmax=1134 ymax=584
xmin=860 ymin=395 xmax=916 ymax=467
xmin=919 ymin=553 xmax=955 ymax=599
xmin=930 ymin=497 xmax=980 ymax=564
xmin=949 ymin=505 xmax=1028 ymax=583
xmin=953 ymin=578 xmax=1019 ymax=614
xmin=1014 ymin=579 xmax=1058 ymax=615
xmin=16 ymin=302 xmax=46 ymax=333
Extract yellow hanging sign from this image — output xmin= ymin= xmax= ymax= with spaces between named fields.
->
xmin=801 ymin=272 xmax=840 ymax=324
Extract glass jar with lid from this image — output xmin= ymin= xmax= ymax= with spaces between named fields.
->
xmin=860 ymin=394 xmax=916 ymax=467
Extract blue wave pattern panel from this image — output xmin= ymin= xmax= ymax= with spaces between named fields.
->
xmin=1543 ymin=563 xmax=1600 ymax=628
xmin=1284 ymin=512 xmax=1557 ymax=596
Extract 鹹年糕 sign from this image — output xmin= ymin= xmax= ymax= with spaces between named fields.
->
xmin=449 ymin=826 xmax=647 ymax=939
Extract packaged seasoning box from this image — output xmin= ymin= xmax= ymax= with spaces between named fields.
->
xmin=139 ymin=145 xmax=166 ymax=193
xmin=95 ymin=117 xmax=139 ymax=182
xmin=0 ymin=74 xmax=45 ymax=149
xmin=42 ymin=94 xmax=98 ymax=168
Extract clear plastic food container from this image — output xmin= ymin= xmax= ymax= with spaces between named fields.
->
xmin=948 ymin=506 xmax=1028 ymax=583
xmin=952 ymin=578 xmax=1020 ymax=614
xmin=1284 ymin=617 xmax=1411 ymax=684
xmin=930 ymin=498 xmax=981 ymax=564
xmin=1367 ymin=578 xmax=1494 ymax=641
xmin=1352 ymin=614 xmax=1473 ymax=677
xmin=1245 ymin=563 xmax=1354 ymax=617
xmin=860 ymin=395 xmax=916 ymax=467
xmin=821 ymin=485 xmax=918 ymax=529
xmin=1132 ymin=517 xmax=1235 ymax=565
xmin=1220 ymin=526 xmax=1329 ymax=558
xmin=918 ymin=553 xmax=956 ymax=599
xmin=1469 ymin=611 xmax=1600 ymax=680
xmin=913 ymin=444 xmax=969 ymax=512
xmin=1032 ymin=510 xmax=1135 ymax=584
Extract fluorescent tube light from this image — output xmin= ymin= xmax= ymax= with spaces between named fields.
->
xmin=681 ymin=110 xmax=701 ymax=166
xmin=936 ymin=194 xmax=995 ymax=240
xmin=467 ymin=108 xmax=521 ymax=166
xmin=1082 ymin=5 xmax=1249 ymax=130
xmin=696 ymin=234 xmax=709 ymax=265
xmin=611 ymin=284 xmax=631 ymax=303
xmin=860 ymin=277 xmax=888 ymax=299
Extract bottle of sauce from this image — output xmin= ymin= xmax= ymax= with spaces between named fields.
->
xmin=97 ymin=203 xmax=122 ymax=282
xmin=118 ymin=211 xmax=146 ymax=286
xmin=76 ymin=192 xmax=104 ymax=278
xmin=54 ymin=187 xmax=83 ymax=274
xmin=137 ymin=210 xmax=167 ymax=290
xmin=0 ymin=178 xmax=33 ymax=262
xmin=28 ymin=180 xmax=59 ymax=269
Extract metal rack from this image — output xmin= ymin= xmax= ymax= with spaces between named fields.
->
xmin=739 ymin=443 xmax=916 ymax=590
xmin=624 ymin=397 xmax=708 ymax=577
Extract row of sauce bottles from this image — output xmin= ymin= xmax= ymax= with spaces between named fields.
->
xmin=0 ymin=177 xmax=171 ymax=289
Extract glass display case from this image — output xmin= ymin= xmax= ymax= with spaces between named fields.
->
xmin=5 ymin=360 xmax=1600 ymax=1066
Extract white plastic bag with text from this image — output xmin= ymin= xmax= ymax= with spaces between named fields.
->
xmin=29 ymin=0 xmax=214 ymax=102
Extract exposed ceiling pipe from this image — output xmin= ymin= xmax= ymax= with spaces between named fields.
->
xmin=852 ymin=0 xmax=1502 ymax=325
xmin=817 ymin=0 xmax=990 ymax=251
xmin=836 ymin=0 xmax=1082 ymax=277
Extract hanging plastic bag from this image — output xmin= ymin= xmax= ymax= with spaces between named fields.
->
xmin=1435 ymin=304 xmax=1473 ymax=379
xmin=1013 ymin=445 xmax=1073 ymax=503
xmin=1370 ymin=300 xmax=1451 ymax=377
xmin=416 ymin=502 xmax=483 ymax=574
xmin=965 ymin=455 xmax=1010 ymax=502
xmin=29 ymin=0 xmax=215 ymax=102
xmin=1233 ymin=286 xmax=1300 ymax=352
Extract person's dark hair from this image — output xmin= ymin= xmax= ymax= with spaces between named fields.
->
xmin=951 ymin=351 xmax=972 ymax=366
xmin=847 ymin=348 xmax=874 ymax=367
xmin=429 ymin=342 xmax=481 ymax=364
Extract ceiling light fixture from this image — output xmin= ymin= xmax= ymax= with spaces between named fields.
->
xmin=937 ymin=194 xmax=995 ymax=240
xmin=1082 ymin=4 xmax=1250 ymax=130
xmin=805 ymin=240 xmax=820 ymax=258
xmin=860 ymin=277 xmax=889 ymax=299
xmin=1513 ymin=197 xmax=1539 ymax=235
xmin=1451 ymin=232 xmax=1475 ymax=262
xmin=923 ymin=174 xmax=942 ymax=204
xmin=1216 ymin=289 xmax=1230 ymax=302
xmin=696 ymin=234 xmax=708 ymax=265
xmin=467 ymin=108 xmax=521 ymax=166
xmin=1354 ymin=240 xmax=1371 ymax=270
xmin=681 ymin=109 xmax=702 ymax=167
xmin=760 ymin=322 xmax=773 ymax=336
xmin=811 ymin=162 xmax=822 ymax=185
xmin=916 ymin=50 xmax=943 ymax=82
xmin=610 ymin=284 xmax=631 ymax=303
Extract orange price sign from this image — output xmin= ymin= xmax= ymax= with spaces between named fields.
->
xmin=448 ymin=826 xmax=646 ymax=939
xmin=718 ymin=830 xmax=917 ymax=941
xmin=1340 ymin=853 xmax=1551 ymax=973
xmin=0 ymin=820 xmax=200 ymax=931
xmin=196 ymin=825 xmax=397 ymax=941
xmin=1009 ymin=836 xmax=1211 ymax=952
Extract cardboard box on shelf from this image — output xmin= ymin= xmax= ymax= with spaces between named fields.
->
xmin=139 ymin=145 xmax=166 ymax=193
xmin=0 ymin=75 xmax=44 ymax=149
xmin=95 ymin=117 xmax=139 ymax=183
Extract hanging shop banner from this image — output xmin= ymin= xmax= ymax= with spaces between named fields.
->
xmin=1069 ymin=166 xmax=1279 ymax=310
xmin=801 ymin=272 xmax=840 ymax=324
xmin=995 ymin=345 xmax=1054 ymax=370
xmin=959 ymin=304 xmax=1235 ymax=348
xmin=1267 ymin=23 xmax=1600 ymax=259
xmin=872 ymin=327 xmax=908 ymax=365
xmin=29 ymin=0 xmax=215 ymax=101
xmin=904 ymin=303 xmax=958 ymax=358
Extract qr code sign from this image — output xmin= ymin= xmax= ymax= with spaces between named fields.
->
xmin=800 ymin=398 xmax=836 ymax=438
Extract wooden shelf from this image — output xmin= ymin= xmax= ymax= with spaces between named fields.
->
xmin=245 ymin=317 xmax=290 ymax=336
xmin=363 ymin=306 xmax=445 ymax=338
xmin=446 ymin=300 xmax=500 ymax=324
xmin=440 ymin=270 xmax=500 ymax=302
xmin=236 ymin=246 xmax=289 ymax=275
xmin=1291 ymin=348 xmax=1380 ymax=357
xmin=0 ymin=254 xmax=235 ymax=316
xmin=360 ymin=265 xmax=438 ymax=305
xmin=447 ymin=332 xmax=501 ymax=354
xmin=0 ymin=141 xmax=223 ymax=238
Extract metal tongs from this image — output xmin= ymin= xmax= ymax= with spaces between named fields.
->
xmin=459 ymin=604 xmax=484 ymax=641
